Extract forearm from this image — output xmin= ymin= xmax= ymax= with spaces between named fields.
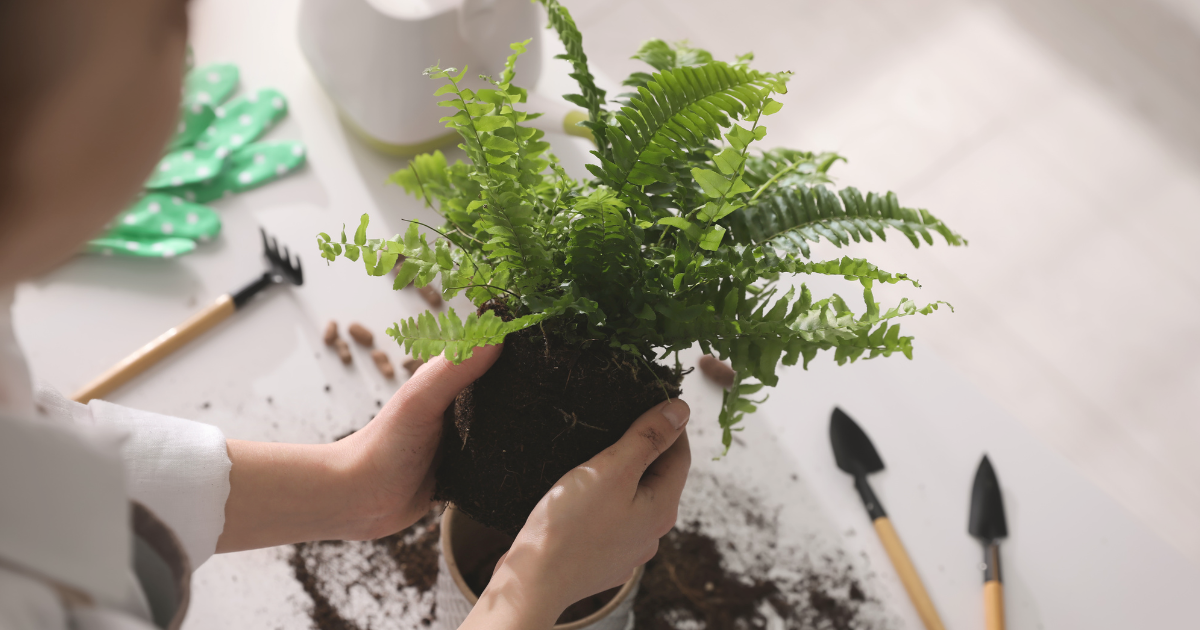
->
xmin=459 ymin=564 xmax=562 ymax=630
xmin=216 ymin=439 xmax=362 ymax=552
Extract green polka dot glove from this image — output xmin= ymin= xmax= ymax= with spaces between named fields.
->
xmin=89 ymin=63 xmax=307 ymax=258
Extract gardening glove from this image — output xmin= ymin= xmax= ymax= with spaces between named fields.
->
xmin=84 ymin=194 xmax=220 ymax=258
xmin=87 ymin=63 xmax=307 ymax=258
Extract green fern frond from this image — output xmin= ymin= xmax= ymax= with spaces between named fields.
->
xmin=623 ymin=39 xmax=716 ymax=91
xmin=589 ymin=62 xmax=788 ymax=206
xmin=564 ymin=188 xmax=643 ymax=314
xmin=728 ymin=184 xmax=965 ymax=257
xmin=425 ymin=58 xmax=555 ymax=284
xmin=537 ymin=0 xmax=610 ymax=157
xmin=741 ymin=148 xmax=844 ymax=198
xmin=785 ymin=255 xmax=920 ymax=287
xmin=387 ymin=308 xmax=546 ymax=362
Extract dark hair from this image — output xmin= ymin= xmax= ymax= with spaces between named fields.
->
xmin=0 ymin=1 xmax=85 ymax=209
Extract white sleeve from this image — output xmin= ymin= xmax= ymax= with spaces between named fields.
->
xmin=0 ymin=570 xmax=68 ymax=630
xmin=33 ymin=386 xmax=232 ymax=571
xmin=87 ymin=400 xmax=232 ymax=571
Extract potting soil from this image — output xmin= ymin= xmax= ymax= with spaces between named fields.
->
xmin=435 ymin=313 xmax=683 ymax=535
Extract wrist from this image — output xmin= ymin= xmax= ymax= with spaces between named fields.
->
xmin=461 ymin=561 xmax=563 ymax=630
xmin=219 ymin=439 xmax=363 ymax=551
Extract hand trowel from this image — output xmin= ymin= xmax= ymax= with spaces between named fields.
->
xmin=969 ymin=455 xmax=1008 ymax=630
xmin=830 ymin=407 xmax=946 ymax=630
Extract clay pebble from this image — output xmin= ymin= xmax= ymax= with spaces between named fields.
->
xmin=416 ymin=284 xmax=443 ymax=308
xmin=371 ymin=349 xmax=394 ymax=379
xmin=333 ymin=338 xmax=352 ymax=365
xmin=323 ymin=321 xmax=338 ymax=346
xmin=348 ymin=322 xmax=373 ymax=347
xmin=698 ymin=355 xmax=735 ymax=388
xmin=402 ymin=357 xmax=424 ymax=376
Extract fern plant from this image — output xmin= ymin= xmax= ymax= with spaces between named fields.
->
xmin=317 ymin=1 xmax=964 ymax=451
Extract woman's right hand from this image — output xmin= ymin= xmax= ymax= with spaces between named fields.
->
xmin=459 ymin=398 xmax=692 ymax=630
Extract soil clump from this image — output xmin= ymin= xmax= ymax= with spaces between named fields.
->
xmin=436 ymin=308 xmax=682 ymax=535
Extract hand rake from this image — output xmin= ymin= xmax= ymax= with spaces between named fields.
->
xmin=72 ymin=229 xmax=303 ymax=403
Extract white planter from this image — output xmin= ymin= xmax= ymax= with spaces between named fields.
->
xmin=298 ymin=0 xmax=562 ymax=155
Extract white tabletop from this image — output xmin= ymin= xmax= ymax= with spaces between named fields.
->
xmin=13 ymin=0 xmax=1200 ymax=628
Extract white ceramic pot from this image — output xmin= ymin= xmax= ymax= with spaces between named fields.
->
xmin=300 ymin=0 xmax=591 ymax=155
xmin=435 ymin=506 xmax=642 ymax=630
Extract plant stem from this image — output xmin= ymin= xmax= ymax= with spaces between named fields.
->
xmin=747 ymin=158 xmax=802 ymax=203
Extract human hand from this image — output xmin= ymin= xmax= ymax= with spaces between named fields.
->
xmin=460 ymin=399 xmax=691 ymax=629
xmin=335 ymin=344 xmax=502 ymax=540
xmin=217 ymin=344 xmax=499 ymax=552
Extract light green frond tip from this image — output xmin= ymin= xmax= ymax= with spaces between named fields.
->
xmin=386 ymin=308 xmax=546 ymax=363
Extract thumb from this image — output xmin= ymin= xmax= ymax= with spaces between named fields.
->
xmin=596 ymin=399 xmax=690 ymax=485
xmin=392 ymin=344 xmax=503 ymax=421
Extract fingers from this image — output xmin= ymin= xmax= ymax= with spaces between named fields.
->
xmin=391 ymin=344 xmax=502 ymax=421
xmin=599 ymin=399 xmax=690 ymax=485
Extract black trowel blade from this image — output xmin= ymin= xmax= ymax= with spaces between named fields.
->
xmin=969 ymin=455 xmax=1008 ymax=541
xmin=830 ymin=407 xmax=885 ymax=476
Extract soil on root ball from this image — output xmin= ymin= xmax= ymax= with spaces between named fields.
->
xmin=435 ymin=307 xmax=683 ymax=535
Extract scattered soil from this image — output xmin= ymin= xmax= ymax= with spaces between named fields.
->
xmin=636 ymin=473 xmax=893 ymax=630
xmin=436 ymin=304 xmax=683 ymax=535
xmin=635 ymin=525 xmax=871 ymax=630
xmin=288 ymin=474 xmax=892 ymax=630
xmin=291 ymin=512 xmax=441 ymax=630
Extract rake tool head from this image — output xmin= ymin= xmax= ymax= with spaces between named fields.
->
xmin=261 ymin=228 xmax=303 ymax=286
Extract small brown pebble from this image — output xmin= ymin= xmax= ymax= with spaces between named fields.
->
xmin=323 ymin=321 xmax=338 ymax=346
xmin=333 ymin=338 xmax=352 ymax=365
xmin=347 ymin=322 xmax=373 ymax=347
xmin=387 ymin=254 xmax=407 ymax=276
xmin=402 ymin=357 xmax=424 ymax=375
xmin=698 ymin=354 xmax=736 ymax=388
xmin=371 ymin=349 xmax=395 ymax=379
xmin=416 ymin=284 xmax=443 ymax=308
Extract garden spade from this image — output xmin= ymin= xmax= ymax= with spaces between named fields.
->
xmin=969 ymin=455 xmax=1008 ymax=630
xmin=72 ymin=229 xmax=303 ymax=403
xmin=830 ymin=407 xmax=946 ymax=630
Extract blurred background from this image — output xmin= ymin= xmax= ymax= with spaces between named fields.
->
xmin=540 ymin=0 xmax=1200 ymax=560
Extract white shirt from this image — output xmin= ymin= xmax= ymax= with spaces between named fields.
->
xmin=0 ymin=287 xmax=232 ymax=629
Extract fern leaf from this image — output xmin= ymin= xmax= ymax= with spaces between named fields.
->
xmin=386 ymin=307 xmax=546 ymax=362
xmin=764 ymin=253 xmax=920 ymax=287
xmin=537 ymin=0 xmax=610 ymax=157
xmin=740 ymin=148 xmax=844 ymax=197
xmin=624 ymin=39 xmax=717 ymax=92
xmin=565 ymin=188 xmax=643 ymax=312
xmin=728 ymin=184 xmax=965 ymax=257
xmin=591 ymin=62 xmax=787 ymax=203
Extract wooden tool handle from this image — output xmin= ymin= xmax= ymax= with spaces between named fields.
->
xmin=873 ymin=517 xmax=946 ymax=630
xmin=71 ymin=295 xmax=236 ymax=403
xmin=984 ymin=580 xmax=1004 ymax=630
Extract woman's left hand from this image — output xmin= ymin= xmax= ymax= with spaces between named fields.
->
xmin=217 ymin=345 xmax=500 ymax=552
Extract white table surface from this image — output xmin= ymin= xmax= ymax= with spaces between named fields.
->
xmin=13 ymin=0 xmax=1200 ymax=628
